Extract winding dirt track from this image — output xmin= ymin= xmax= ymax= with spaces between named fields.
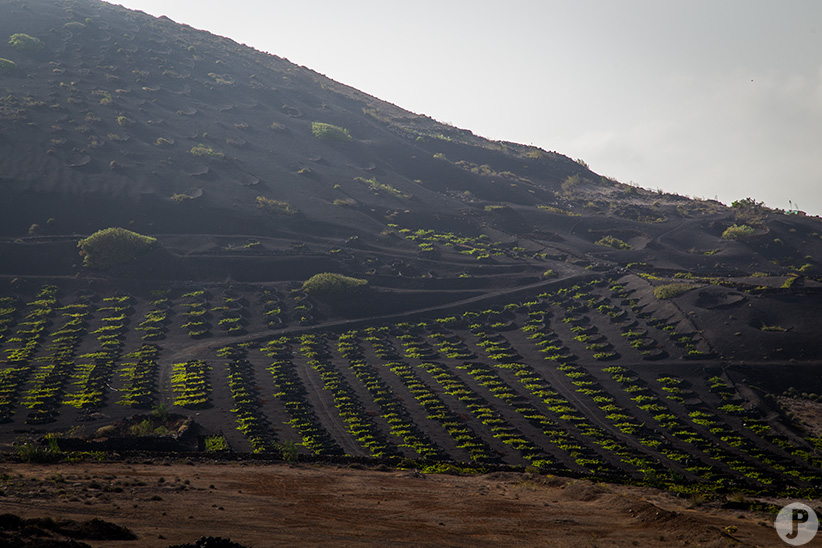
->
xmin=160 ymin=272 xmax=601 ymax=363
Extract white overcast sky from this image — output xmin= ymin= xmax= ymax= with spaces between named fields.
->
xmin=106 ymin=0 xmax=822 ymax=215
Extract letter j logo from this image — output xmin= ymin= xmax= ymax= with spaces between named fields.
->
xmin=775 ymin=503 xmax=818 ymax=546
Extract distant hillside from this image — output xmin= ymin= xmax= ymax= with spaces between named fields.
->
xmin=0 ymin=0 xmax=588 ymax=238
xmin=0 ymin=0 xmax=819 ymax=275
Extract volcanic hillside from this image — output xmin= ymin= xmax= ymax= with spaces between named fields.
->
xmin=1 ymin=0 xmax=822 ymax=503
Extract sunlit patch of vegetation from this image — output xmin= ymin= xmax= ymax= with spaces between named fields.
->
xmin=208 ymin=73 xmax=234 ymax=85
xmin=356 ymin=177 xmax=409 ymax=199
xmin=77 ymin=227 xmax=157 ymax=270
xmin=8 ymin=33 xmax=44 ymax=52
xmin=204 ymin=434 xmax=229 ymax=452
xmin=311 ymin=122 xmax=351 ymax=142
xmin=171 ymin=360 xmax=211 ymax=408
xmin=653 ymin=283 xmax=695 ymax=300
xmin=302 ymin=273 xmax=367 ymax=296
xmin=721 ymin=224 xmax=755 ymax=240
xmin=256 ymin=196 xmax=297 ymax=215
xmin=390 ymin=226 xmax=532 ymax=261
xmin=537 ymin=204 xmax=580 ymax=216
xmin=189 ymin=143 xmax=224 ymax=158
xmin=595 ymin=235 xmax=631 ymax=250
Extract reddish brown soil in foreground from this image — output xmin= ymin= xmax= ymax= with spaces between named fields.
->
xmin=0 ymin=461 xmax=798 ymax=548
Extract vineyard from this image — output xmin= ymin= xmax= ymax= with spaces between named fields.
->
xmin=2 ymin=3 xmax=822 ymax=545
xmin=1 ymin=275 xmax=820 ymax=499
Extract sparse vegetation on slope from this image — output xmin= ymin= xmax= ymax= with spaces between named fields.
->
xmin=356 ymin=177 xmax=410 ymax=199
xmin=189 ymin=144 xmax=224 ymax=158
xmin=721 ymin=224 xmax=755 ymax=240
xmin=595 ymin=235 xmax=631 ymax=250
xmin=311 ymin=122 xmax=351 ymax=142
xmin=653 ymin=283 xmax=695 ymax=300
xmin=256 ymin=196 xmax=297 ymax=215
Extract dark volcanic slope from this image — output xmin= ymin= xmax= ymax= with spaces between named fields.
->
xmin=1 ymin=0 xmax=821 ymax=279
xmin=0 ymin=0 xmax=584 ymax=237
xmin=1 ymin=0 xmax=822 ymax=501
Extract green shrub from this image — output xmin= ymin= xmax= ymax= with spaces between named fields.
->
xmin=77 ymin=227 xmax=157 ymax=270
xmin=8 ymin=33 xmax=44 ymax=52
xmin=15 ymin=435 xmax=61 ymax=463
xmin=277 ymin=440 xmax=299 ymax=463
xmin=721 ymin=224 xmax=755 ymax=240
xmin=311 ymin=122 xmax=351 ymax=142
xmin=595 ymin=235 xmax=631 ymax=250
xmin=189 ymin=144 xmax=224 ymax=158
xmin=537 ymin=204 xmax=580 ymax=216
xmin=151 ymin=402 xmax=169 ymax=422
xmin=204 ymin=435 xmax=229 ymax=452
xmin=654 ymin=283 xmax=694 ymax=300
xmin=256 ymin=196 xmax=297 ymax=215
xmin=0 ymin=58 xmax=17 ymax=72
xmin=355 ymin=176 xmax=409 ymax=199
xmin=302 ymin=272 xmax=367 ymax=296
xmin=129 ymin=418 xmax=170 ymax=436
xmin=561 ymin=174 xmax=581 ymax=194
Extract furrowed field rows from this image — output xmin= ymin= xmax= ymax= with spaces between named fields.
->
xmin=260 ymin=337 xmax=343 ymax=456
xmin=22 ymin=296 xmax=91 ymax=424
xmin=63 ymin=295 xmax=133 ymax=410
xmin=0 ymin=280 xmax=820 ymax=498
xmin=218 ymin=344 xmax=277 ymax=452
xmin=298 ymin=333 xmax=398 ymax=458
xmin=0 ymin=286 xmax=58 ymax=423
xmin=338 ymin=331 xmax=443 ymax=460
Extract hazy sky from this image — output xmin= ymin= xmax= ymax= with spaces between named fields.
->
xmin=107 ymin=1 xmax=822 ymax=215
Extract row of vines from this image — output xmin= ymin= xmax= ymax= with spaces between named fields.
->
xmin=0 ymin=279 xmax=820 ymax=497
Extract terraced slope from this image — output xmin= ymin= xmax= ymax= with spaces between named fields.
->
xmin=1 ymin=275 xmax=820 ymax=498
